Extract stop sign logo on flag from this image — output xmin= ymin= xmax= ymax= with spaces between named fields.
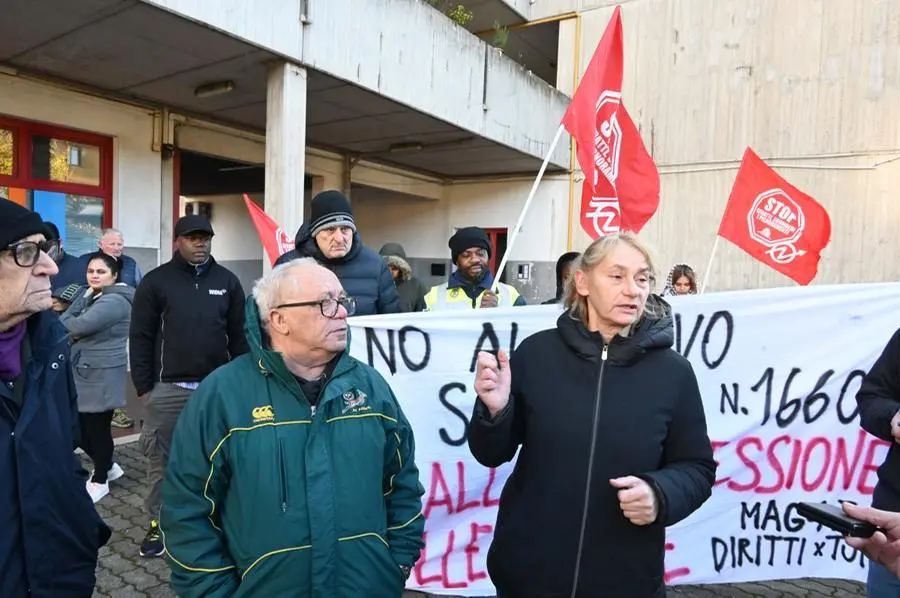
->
xmin=747 ymin=189 xmax=806 ymax=263
xmin=561 ymin=6 xmax=660 ymax=238
xmin=717 ymin=148 xmax=832 ymax=285
xmin=593 ymin=90 xmax=623 ymax=192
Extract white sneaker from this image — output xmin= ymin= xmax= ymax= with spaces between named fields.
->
xmin=86 ymin=481 xmax=109 ymax=503
xmin=107 ymin=463 xmax=125 ymax=482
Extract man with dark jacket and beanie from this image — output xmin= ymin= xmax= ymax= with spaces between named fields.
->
xmin=275 ymin=190 xmax=400 ymax=315
xmin=856 ymin=327 xmax=900 ymax=595
xmin=129 ymin=214 xmax=249 ymax=559
xmin=542 ymin=251 xmax=580 ymax=305
xmin=0 ymin=198 xmax=110 ymax=597
xmin=424 ymin=226 xmax=526 ymax=310
xmin=379 ymin=242 xmax=428 ymax=312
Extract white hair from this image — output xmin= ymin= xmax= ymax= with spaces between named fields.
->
xmin=252 ymin=258 xmax=319 ymax=330
xmin=101 ymin=228 xmax=123 ymax=238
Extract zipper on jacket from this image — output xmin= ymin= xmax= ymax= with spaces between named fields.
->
xmin=278 ymin=438 xmax=289 ymax=513
xmin=570 ymin=344 xmax=608 ymax=598
xmin=310 ymin=405 xmax=317 ymax=418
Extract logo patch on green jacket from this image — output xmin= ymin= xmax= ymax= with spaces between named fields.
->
xmin=341 ymin=389 xmax=370 ymax=414
xmin=251 ymin=405 xmax=274 ymax=423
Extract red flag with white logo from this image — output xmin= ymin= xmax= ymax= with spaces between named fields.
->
xmin=242 ymin=194 xmax=295 ymax=266
xmin=717 ymin=148 xmax=832 ymax=285
xmin=562 ymin=6 xmax=660 ymax=238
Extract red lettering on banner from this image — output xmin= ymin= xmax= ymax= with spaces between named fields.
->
xmin=483 ymin=467 xmax=502 ymax=506
xmin=715 ymin=431 xmax=889 ymax=494
xmin=441 ymin=530 xmax=468 ymax=588
xmin=860 ymin=438 xmax=884 ymax=494
xmin=424 ymin=462 xmax=504 ymax=518
xmin=711 ymin=440 xmax=731 ymax=486
xmin=414 ymin=532 xmax=443 ymax=586
xmin=663 ymin=542 xmax=690 ymax=583
xmin=456 ymin=462 xmax=481 ymax=514
xmin=423 ymin=463 xmax=454 ymax=519
xmin=465 ymin=523 xmax=492 ymax=582
xmin=416 ymin=462 xmax=503 ymax=589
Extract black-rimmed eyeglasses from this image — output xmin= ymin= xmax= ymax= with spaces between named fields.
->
xmin=5 ymin=239 xmax=61 ymax=268
xmin=275 ymin=295 xmax=357 ymax=318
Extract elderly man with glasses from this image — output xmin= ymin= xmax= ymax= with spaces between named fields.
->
xmin=159 ymin=258 xmax=425 ymax=598
xmin=0 ymin=198 xmax=110 ymax=597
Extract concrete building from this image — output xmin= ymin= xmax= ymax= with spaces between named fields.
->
xmin=3 ymin=0 xmax=897 ymax=306
xmin=0 ymin=0 xmax=572 ymax=303
xmin=532 ymin=0 xmax=900 ymax=290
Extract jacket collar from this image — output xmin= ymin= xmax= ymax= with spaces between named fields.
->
xmin=171 ymin=252 xmax=214 ymax=275
xmin=27 ymin=310 xmax=69 ymax=362
xmin=556 ymin=295 xmax=675 ymax=366
xmin=447 ymin=269 xmax=495 ymax=293
xmin=243 ymin=296 xmax=356 ymax=403
xmin=295 ymin=222 xmax=363 ymax=265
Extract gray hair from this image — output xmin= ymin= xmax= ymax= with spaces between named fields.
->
xmin=100 ymin=228 xmax=123 ymax=239
xmin=252 ymin=258 xmax=319 ymax=330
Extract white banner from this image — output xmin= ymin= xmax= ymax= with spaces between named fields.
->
xmin=348 ymin=283 xmax=900 ymax=596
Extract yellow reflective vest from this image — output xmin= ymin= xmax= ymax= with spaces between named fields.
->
xmin=424 ymin=281 xmax=522 ymax=310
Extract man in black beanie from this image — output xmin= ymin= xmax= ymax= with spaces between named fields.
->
xmin=424 ymin=226 xmax=527 ymax=310
xmin=0 ymin=198 xmax=110 ymax=597
xmin=275 ymin=190 xmax=400 ymax=315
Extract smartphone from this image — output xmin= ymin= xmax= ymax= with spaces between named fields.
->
xmin=796 ymin=502 xmax=879 ymax=538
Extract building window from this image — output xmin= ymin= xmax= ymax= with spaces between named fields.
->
xmin=0 ymin=127 xmax=14 ymax=177
xmin=0 ymin=115 xmax=113 ymax=256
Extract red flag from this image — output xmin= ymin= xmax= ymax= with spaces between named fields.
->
xmin=579 ymin=104 xmax=659 ymax=235
xmin=717 ymin=148 xmax=832 ymax=285
xmin=562 ymin=6 xmax=659 ymax=237
xmin=242 ymin=194 xmax=295 ymax=266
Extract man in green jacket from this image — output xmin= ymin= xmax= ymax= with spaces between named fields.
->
xmin=159 ymin=258 xmax=425 ymax=597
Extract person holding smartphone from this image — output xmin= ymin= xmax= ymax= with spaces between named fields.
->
xmin=856 ymin=327 xmax=900 ymax=596
xmin=843 ymin=502 xmax=900 ymax=580
xmin=468 ymin=232 xmax=716 ymax=598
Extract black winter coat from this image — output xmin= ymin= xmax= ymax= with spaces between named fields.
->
xmin=275 ymin=224 xmax=400 ymax=316
xmin=857 ymin=327 xmax=900 ymax=511
xmin=0 ymin=311 xmax=111 ymax=597
xmin=468 ymin=298 xmax=716 ymax=598
xmin=129 ymin=254 xmax=249 ymax=397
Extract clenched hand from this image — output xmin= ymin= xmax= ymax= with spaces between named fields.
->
xmin=473 ymin=350 xmax=511 ymax=418
xmin=610 ymin=476 xmax=659 ymax=526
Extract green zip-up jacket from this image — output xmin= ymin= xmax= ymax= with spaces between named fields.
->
xmin=159 ymin=297 xmax=425 ymax=597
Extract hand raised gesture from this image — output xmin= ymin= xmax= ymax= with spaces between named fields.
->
xmin=474 ymin=350 xmax=511 ymax=418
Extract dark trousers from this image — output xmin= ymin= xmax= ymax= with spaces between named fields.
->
xmin=79 ymin=410 xmax=115 ymax=483
xmin=140 ymin=383 xmax=192 ymax=519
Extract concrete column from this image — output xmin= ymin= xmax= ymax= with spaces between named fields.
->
xmin=265 ymin=61 xmax=307 ymax=268
xmin=158 ymin=147 xmax=176 ymax=264
xmin=342 ymin=155 xmax=353 ymax=198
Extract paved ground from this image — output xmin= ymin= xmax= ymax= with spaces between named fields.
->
xmin=90 ymin=441 xmax=867 ymax=597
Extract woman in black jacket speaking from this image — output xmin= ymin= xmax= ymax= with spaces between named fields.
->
xmin=468 ymin=232 xmax=716 ymax=598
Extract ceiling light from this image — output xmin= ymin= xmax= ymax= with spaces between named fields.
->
xmin=194 ymin=81 xmax=235 ymax=99
xmin=388 ymin=141 xmax=424 ymax=153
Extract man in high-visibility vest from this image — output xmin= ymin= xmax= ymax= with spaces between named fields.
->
xmin=424 ymin=226 xmax=527 ymax=310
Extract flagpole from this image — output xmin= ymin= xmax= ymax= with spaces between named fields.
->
xmin=699 ymin=236 xmax=720 ymax=294
xmin=493 ymin=124 xmax=567 ymax=292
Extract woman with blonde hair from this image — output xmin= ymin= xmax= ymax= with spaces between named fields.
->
xmin=468 ymin=232 xmax=716 ymax=598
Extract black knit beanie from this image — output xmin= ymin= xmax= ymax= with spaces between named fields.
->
xmin=310 ymin=190 xmax=356 ymax=237
xmin=449 ymin=227 xmax=491 ymax=263
xmin=0 ymin=198 xmax=47 ymax=249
